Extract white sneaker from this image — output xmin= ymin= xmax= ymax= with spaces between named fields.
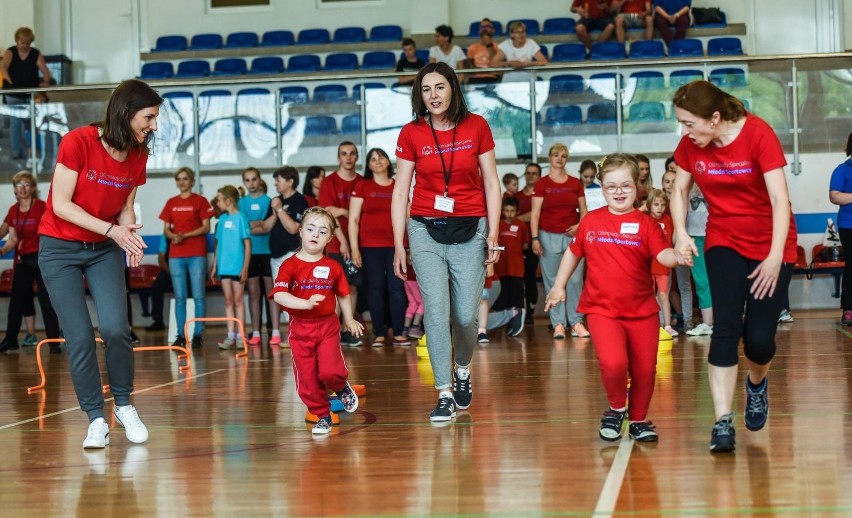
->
xmin=686 ymin=323 xmax=713 ymax=336
xmin=778 ymin=309 xmax=794 ymax=323
xmin=114 ymin=405 xmax=149 ymax=444
xmin=83 ymin=417 xmax=110 ymax=449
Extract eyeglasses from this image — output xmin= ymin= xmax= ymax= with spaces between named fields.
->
xmin=603 ymin=183 xmax=635 ymax=194
xmin=14 ymin=182 xmax=32 ymax=188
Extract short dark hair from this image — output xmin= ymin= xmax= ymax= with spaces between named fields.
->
xmin=579 ymin=159 xmax=598 ymax=175
xmin=502 ymin=197 xmax=519 ymax=210
xmin=435 ymin=24 xmax=454 ymax=42
xmin=524 ymin=163 xmax=542 ymax=175
xmin=273 ymin=165 xmax=299 ymax=184
xmin=303 ymin=166 xmax=324 ymax=197
xmin=665 ymin=156 xmax=676 ymax=170
xmin=410 ymin=62 xmax=468 ymax=125
xmin=365 ymin=148 xmax=394 ymax=180
xmin=401 ymin=37 xmax=416 ymax=48
xmin=338 ymin=141 xmax=358 ymax=157
xmin=96 ymin=79 xmax=163 ymax=154
xmin=502 ymin=172 xmax=519 ymax=185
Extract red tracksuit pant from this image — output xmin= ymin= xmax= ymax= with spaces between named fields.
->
xmin=288 ymin=314 xmax=349 ymax=417
xmin=587 ymin=313 xmax=659 ymax=422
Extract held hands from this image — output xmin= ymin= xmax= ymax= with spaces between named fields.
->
xmin=748 ymin=255 xmax=782 ymax=300
xmin=344 ymin=318 xmax=365 ymax=337
xmin=544 ymin=288 xmax=566 ymax=313
xmin=270 ymin=197 xmax=283 ymax=212
xmin=109 ymin=224 xmax=147 ymax=265
xmin=172 ymin=233 xmax=185 ymax=245
xmin=675 ymin=247 xmax=694 ymax=267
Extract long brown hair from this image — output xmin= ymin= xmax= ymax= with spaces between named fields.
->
xmin=672 ymin=80 xmax=746 ymax=122
xmin=95 ymin=79 xmax=163 ymax=155
xmin=410 ymin=62 xmax=469 ymax=125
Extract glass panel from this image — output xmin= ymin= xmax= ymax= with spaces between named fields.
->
xmin=795 ymin=58 xmax=852 ymax=154
xmin=622 ymin=67 xmax=681 ymax=156
xmin=151 ymin=89 xmax=195 ymax=171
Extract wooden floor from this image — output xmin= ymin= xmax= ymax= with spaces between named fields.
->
xmin=1 ymin=310 xmax=852 ymax=517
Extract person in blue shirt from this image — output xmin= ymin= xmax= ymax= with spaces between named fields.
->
xmin=212 ymin=185 xmax=251 ymax=350
xmin=829 ymin=131 xmax=852 ymax=326
xmin=654 ymin=0 xmax=692 ymax=45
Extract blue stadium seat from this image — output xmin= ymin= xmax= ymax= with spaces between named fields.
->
xmin=238 ymin=88 xmax=270 ymax=97
xmin=693 ymin=10 xmax=727 ymax=28
xmin=333 ymin=27 xmax=367 ymax=43
xmin=542 ymin=17 xmax=575 ymax=35
xmin=590 ymin=41 xmax=625 ymax=60
xmin=175 ymin=60 xmax=210 ymax=78
xmin=630 ymin=71 xmax=665 ymax=90
xmin=249 ymin=56 xmax=285 ymax=74
xmin=225 ymin=32 xmax=258 ymax=48
xmin=549 ymin=74 xmax=585 ymax=94
xmin=709 ymin=68 xmax=747 ymax=88
xmin=506 ymin=19 xmax=540 ymax=35
xmin=287 ymin=54 xmax=321 ymax=73
xmin=628 ymin=102 xmax=667 ymax=122
xmin=324 ymin=53 xmax=358 ymax=71
xmin=587 ymin=103 xmax=618 ymax=123
xmin=261 ymin=30 xmax=294 ymax=47
xmin=341 ymin=114 xmax=362 ymax=134
xmin=279 ymin=86 xmax=309 ymax=104
xmin=551 ymin=43 xmax=586 ymax=62
xmin=468 ymin=21 xmax=503 ymax=37
xmin=539 ymin=46 xmax=549 ymax=60
xmin=415 ymin=49 xmax=429 ymax=63
xmin=629 ymin=40 xmax=665 ymax=59
xmin=361 ymin=51 xmax=396 ymax=70
xmin=668 ymin=38 xmax=704 ymax=57
xmin=707 ymin=37 xmax=743 ymax=56
xmin=369 ymin=25 xmax=403 ymax=42
xmin=352 ymin=82 xmax=386 ymax=99
xmin=313 ymin=84 xmax=349 ymax=103
xmin=297 ymin=28 xmax=331 ymax=45
xmin=669 ymin=69 xmax=704 ymax=88
xmin=140 ymin=62 xmax=174 ymax=79
xmin=189 ymin=33 xmax=223 ymax=50
xmin=304 ymin=116 xmax=337 ymax=136
xmin=153 ymin=35 xmax=187 ymax=52
xmin=544 ymin=105 xmax=583 ymax=126
xmin=213 ymin=58 xmax=247 ymax=76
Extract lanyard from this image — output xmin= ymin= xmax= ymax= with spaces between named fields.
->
xmin=428 ymin=114 xmax=457 ymax=197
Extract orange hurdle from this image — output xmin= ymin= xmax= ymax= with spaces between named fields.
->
xmin=184 ymin=317 xmax=249 ymax=358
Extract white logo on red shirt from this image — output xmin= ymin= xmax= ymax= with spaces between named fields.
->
xmin=586 ymin=231 xmax=596 ymax=243
xmin=86 ymin=170 xmax=96 ymax=182
xmin=422 ymin=146 xmax=433 ymax=156
xmin=695 ymin=161 xmax=706 ymax=175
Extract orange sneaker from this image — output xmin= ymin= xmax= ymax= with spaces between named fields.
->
xmin=269 ymin=335 xmax=283 ymax=346
xmin=553 ymin=324 xmax=567 ymax=340
xmin=248 ymin=335 xmax=262 ymax=346
xmin=571 ymin=322 xmax=591 ymax=338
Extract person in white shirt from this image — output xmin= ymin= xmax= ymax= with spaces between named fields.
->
xmin=491 ymin=21 xmax=549 ymax=83
xmin=428 ymin=24 xmax=466 ymax=70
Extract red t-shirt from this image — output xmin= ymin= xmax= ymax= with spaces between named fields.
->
xmin=532 ymin=175 xmax=585 ymax=233
xmin=268 ymin=255 xmax=350 ymax=319
xmin=318 ymin=170 xmax=363 ymax=254
xmin=674 ymin=114 xmax=797 ymax=263
xmin=621 ymin=0 xmax=647 ymax=14
xmin=5 ymin=198 xmax=46 ymax=256
xmin=512 ymin=190 xmax=534 ymax=216
xmin=305 ymin=195 xmax=318 ymax=208
xmin=569 ymin=208 xmax=669 ymax=318
xmin=352 ymin=179 xmax=394 ymax=248
xmin=396 ymin=114 xmax=495 ymax=218
xmin=159 ymin=193 xmax=214 ymax=258
xmin=650 ymin=213 xmax=673 ymax=275
xmin=495 ymin=218 xmax=529 ymax=278
xmin=573 ymin=0 xmax=613 ymax=19
xmin=39 ymin=126 xmax=147 ymax=242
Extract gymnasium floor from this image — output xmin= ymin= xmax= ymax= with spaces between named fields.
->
xmin=1 ymin=310 xmax=850 ymax=517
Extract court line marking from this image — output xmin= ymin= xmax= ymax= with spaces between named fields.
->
xmin=0 ymin=369 xmax=226 ymax=431
xmin=593 ymin=436 xmax=634 ymax=516
xmin=835 ymin=325 xmax=852 ymax=339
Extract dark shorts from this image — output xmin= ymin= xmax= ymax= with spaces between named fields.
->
xmin=328 ymin=252 xmax=363 ymax=288
xmin=248 ymin=254 xmax=272 ymax=278
xmin=494 ymin=276 xmax=526 ymax=312
xmin=578 ymin=17 xmax=614 ymax=31
xmin=219 ymin=274 xmax=241 ymax=281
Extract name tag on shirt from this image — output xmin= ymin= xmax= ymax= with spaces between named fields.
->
xmin=224 ymin=220 xmax=234 ymax=229
xmin=434 ymin=195 xmax=455 ymax=213
xmin=251 ymin=203 xmax=260 ymax=211
xmin=620 ymin=222 xmax=639 ymax=235
xmin=510 ymin=225 xmax=519 ymax=232
xmin=313 ymin=266 xmax=330 ymax=279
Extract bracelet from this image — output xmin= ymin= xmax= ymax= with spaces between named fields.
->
xmin=531 ymin=236 xmax=539 ymax=240
xmin=105 ymin=223 xmax=115 ymax=237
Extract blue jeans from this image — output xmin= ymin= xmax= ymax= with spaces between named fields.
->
xmin=7 ymin=97 xmax=28 ymax=159
xmin=169 ymin=255 xmax=207 ymax=338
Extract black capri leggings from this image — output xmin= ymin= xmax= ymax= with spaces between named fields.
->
xmin=705 ymin=246 xmax=793 ymax=368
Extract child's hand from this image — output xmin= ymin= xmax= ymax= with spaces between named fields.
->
xmin=305 ymin=294 xmax=326 ymax=309
xmin=544 ymin=288 xmax=566 ymax=312
xmin=676 ymin=247 xmax=694 ymax=267
xmin=345 ymin=319 xmax=365 ymax=337
xmin=240 ymin=268 xmax=248 ymax=283
xmin=210 ymin=268 xmax=217 ymax=284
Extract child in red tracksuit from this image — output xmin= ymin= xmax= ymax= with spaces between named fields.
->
xmin=269 ymin=207 xmax=365 ymax=435
xmin=646 ymin=189 xmax=678 ymax=337
xmin=545 ymin=154 xmax=692 ymax=443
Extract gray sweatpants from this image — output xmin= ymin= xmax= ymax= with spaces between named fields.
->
xmin=39 ymin=236 xmax=134 ymax=422
xmin=408 ymin=217 xmax=487 ymax=390
xmin=538 ymin=230 xmax=584 ymax=329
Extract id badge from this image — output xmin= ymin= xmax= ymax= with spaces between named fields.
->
xmin=434 ymin=195 xmax=455 ymax=213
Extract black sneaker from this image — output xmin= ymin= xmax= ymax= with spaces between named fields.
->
xmin=191 ymin=335 xmax=203 ymax=349
xmin=172 ymin=336 xmax=186 ymax=348
xmin=507 ymin=308 xmax=526 ymax=337
xmin=49 ymin=344 xmax=62 ymax=354
xmin=599 ymin=409 xmax=626 ymax=441
xmin=0 ymin=339 xmax=20 ymax=353
xmin=340 ymin=331 xmax=362 ymax=347
xmin=744 ymin=377 xmax=769 ymax=431
xmin=477 ymin=333 xmax=489 ymax=344
xmin=145 ymin=321 xmax=165 ymax=331
xmin=453 ymin=368 xmax=472 ymax=409
xmin=628 ymin=421 xmax=659 ymax=442
xmin=710 ymin=413 xmax=736 ymax=453
xmin=429 ymin=394 xmax=456 ymax=422
xmin=130 ymin=330 xmax=141 ymax=345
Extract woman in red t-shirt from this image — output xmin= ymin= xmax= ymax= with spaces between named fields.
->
xmin=37 ymin=79 xmax=160 ymax=449
xmin=159 ymin=167 xmax=214 ymax=349
xmin=530 ymin=142 xmax=588 ymax=339
xmin=349 ymin=148 xmax=409 ymax=346
xmin=302 ymin=166 xmax=324 ymax=208
xmin=670 ymin=80 xmax=797 ymax=453
xmin=0 ymin=171 xmax=59 ymax=353
xmin=392 ymin=62 xmax=502 ymax=423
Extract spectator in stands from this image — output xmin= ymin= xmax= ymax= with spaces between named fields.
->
xmin=670 ymin=80 xmax=796 ymax=453
xmin=613 ymin=0 xmax=653 ymax=43
xmin=396 ymin=37 xmax=425 ymax=85
xmin=0 ymin=170 xmax=60 ymax=353
xmin=828 ymin=130 xmax=852 ymax=326
xmin=466 ymin=18 xmax=501 ymax=84
xmin=37 ymin=79 xmax=160 ymax=448
xmin=144 ymin=234 xmax=172 ymax=332
xmin=654 ymin=0 xmax=692 ymax=46
xmin=349 ymin=148 xmax=409 ymax=346
xmin=0 ymin=27 xmax=52 ymax=161
xmin=572 ymin=0 xmax=616 ymax=50
xmin=491 ymin=21 xmax=548 ymax=82
xmin=302 ymin=166 xmax=324 ymax=207
xmin=429 ymin=24 xmax=466 ymax=70
xmin=520 ymin=163 xmax=541 ymax=321
xmin=160 ymin=167 xmax=214 ymax=349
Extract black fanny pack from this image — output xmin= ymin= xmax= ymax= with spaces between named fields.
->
xmin=413 ymin=216 xmax=480 ymax=245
